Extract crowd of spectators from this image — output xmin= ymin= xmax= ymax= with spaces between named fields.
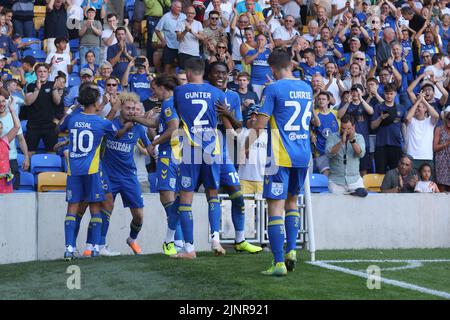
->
xmin=0 ymin=0 xmax=449 ymax=194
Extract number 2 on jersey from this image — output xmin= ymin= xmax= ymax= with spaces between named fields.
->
xmin=284 ymin=101 xmax=312 ymax=131
xmin=192 ymin=99 xmax=209 ymax=126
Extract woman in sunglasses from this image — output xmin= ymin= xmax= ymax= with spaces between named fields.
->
xmin=208 ymin=41 xmax=235 ymax=72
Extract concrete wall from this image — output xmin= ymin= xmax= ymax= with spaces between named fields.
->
xmin=311 ymin=193 xmax=450 ymax=250
xmin=1 ymin=193 xmax=450 ymax=264
xmin=0 ymin=193 xmax=37 ymax=264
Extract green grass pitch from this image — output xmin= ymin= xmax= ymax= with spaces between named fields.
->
xmin=1 ymin=248 xmax=450 ymax=300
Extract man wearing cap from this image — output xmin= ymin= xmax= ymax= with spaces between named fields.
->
xmin=0 ymin=55 xmax=12 ymax=81
xmin=63 ymin=67 xmax=103 ymax=108
xmin=79 ymin=6 xmax=103 ymax=67
xmin=326 ymin=114 xmax=366 ymax=194
xmin=338 ymin=36 xmax=372 ymax=73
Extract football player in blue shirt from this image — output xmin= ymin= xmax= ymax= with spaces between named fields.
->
xmin=246 ymin=50 xmax=313 ymax=276
xmin=130 ymin=74 xmax=185 ymax=256
xmin=167 ymin=58 xmax=227 ymax=259
xmin=208 ymin=61 xmax=263 ymax=254
xmin=102 ymin=92 xmax=153 ymax=255
xmin=59 ymin=84 xmax=117 ymax=260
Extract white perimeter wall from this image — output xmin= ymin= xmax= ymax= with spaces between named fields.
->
xmin=0 ymin=193 xmax=449 ymax=264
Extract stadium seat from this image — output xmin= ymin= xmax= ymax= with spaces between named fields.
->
xmin=310 ymin=173 xmax=329 ymax=193
xmin=30 ymin=154 xmax=62 ymax=174
xmin=69 ymin=39 xmax=80 ymax=52
xmin=21 ymin=120 xmax=27 ymax=134
xmin=17 ymin=153 xmax=25 ymax=168
xmin=34 ymin=5 xmax=46 ymax=18
xmin=21 ymin=38 xmax=41 ymax=51
xmin=72 ymin=64 xmax=79 ymax=74
xmin=363 ymin=174 xmax=385 ymax=193
xmin=18 ymin=171 xmax=35 ymax=191
xmin=37 ymin=172 xmax=67 ymax=192
xmin=23 ymin=49 xmax=46 ymax=62
xmin=68 ymin=75 xmax=81 ymax=87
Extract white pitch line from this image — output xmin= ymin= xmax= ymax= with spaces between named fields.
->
xmin=367 ymin=261 xmax=423 ymax=272
xmin=316 ymin=259 xmax=450 ymax=263
xmin=307 ymin=261 xmax=450 ymax=300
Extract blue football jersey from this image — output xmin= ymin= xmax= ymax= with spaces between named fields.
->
xmin=218 ymin=89 xmax=243 ymax=160
xmin=128 ymin=73 xmax=152 ymax=102
xmin=102 ymin=118 xmax=150 ymax=177
xmin=158 ymin=96 xmax=180 ymax=154
xmin=174 ymin=83 xmax=226 ymax=155
xmin=59 ymin=112 xmax=117 ymax=176
xmin=259 ymin=79 xmax=313 ymax=168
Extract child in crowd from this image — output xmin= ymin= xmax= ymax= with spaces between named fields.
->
xmin=415 ymin=163 xmax=440 ymax=193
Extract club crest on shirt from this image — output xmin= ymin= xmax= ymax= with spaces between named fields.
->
xmin=181 ymin=176 xmax=192 ymax=188
xmin=128 ymin=132 xmax=134 ymax=139
xmin=271 ymin=182 xmax=284 ymax=196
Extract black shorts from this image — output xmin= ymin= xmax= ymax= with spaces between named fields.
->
xmin=162 ymin=46 xmax=178 ymax=65
xmin=26 ymin=126 xmax=58 ymax=152
xmin=178 ymin=53 xmax=198 ymax=70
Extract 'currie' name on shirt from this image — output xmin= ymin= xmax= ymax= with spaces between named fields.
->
xmin=74 ymin=122 xmax=92 ymax=129
xmin=185 ymin=92 xmax=212 ymax=99
xmin=289 ymin=91 xmax=312 ymax=99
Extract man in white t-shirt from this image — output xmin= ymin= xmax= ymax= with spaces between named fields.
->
xmin=331 ymin=0 xmax=353 ymax=21
xmin=405 ymin=92 xmax=440 ymax=170
xmin=176 ymin=6 xmax=204 ymax=69
xmin=424 ymin=53 xmax=448 ymax=100
xmin=45 ymin=37 xmax=73 ymax=84
xmin=273 ymin=15 xmax=300 ymax=49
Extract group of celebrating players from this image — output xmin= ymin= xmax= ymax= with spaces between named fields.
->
xmin=61 ymin=49 xmax=313 ymax=277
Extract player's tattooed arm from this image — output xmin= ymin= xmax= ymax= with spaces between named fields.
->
xmin=130 ymin=116 xmax=159 ymax=128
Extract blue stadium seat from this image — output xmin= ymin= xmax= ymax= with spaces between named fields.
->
xmin=68 ymin=75 xmax=81 ymax=88
xmin=30 ymin=154 xmax=62 ymax=174
xmin=310 ymin=173 xmax=329 ymax=193
xmin=21 ymin=120 xmax=27 ymax=134
xmin=23 ymin=49 xmax=47 ymax=62
xmin=18 ymin=171 xmax=35 ymax=191
xmin=69 ymin=38 xmax=79 ymax=52
xmin=17 ymin=153 xmax=25 ymax=167
xmin=21 ymin=38 xmax=41 ymax=51
xmin=72 ymin=64 xmax=79 ymax=74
